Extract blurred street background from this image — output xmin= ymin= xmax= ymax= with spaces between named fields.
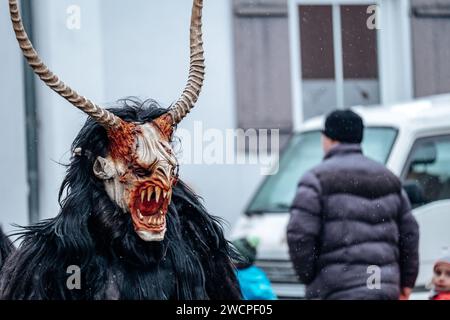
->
xmin=1 ymin=0 xmax=450 ymax=237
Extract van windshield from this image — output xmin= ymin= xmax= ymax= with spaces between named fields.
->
xmin=247 ymin=127 xmax=398 ymax=214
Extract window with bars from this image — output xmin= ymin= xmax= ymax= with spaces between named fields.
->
xmin=297 ymin=3 xmax=380 ymax=120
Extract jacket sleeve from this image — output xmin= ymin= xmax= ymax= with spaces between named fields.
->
xmin=287 ymin=172 xmax=322 ymax=285
xmin=398 ymin=190 xmax=420 ymax=289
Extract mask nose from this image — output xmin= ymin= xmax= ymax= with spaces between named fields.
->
xmin=153 ymin=163 xmax=172 ymax=188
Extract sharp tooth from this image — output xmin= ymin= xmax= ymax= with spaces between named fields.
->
xmin=158 ymin=217 xmax=162 ymax=224
xmin=168 ymin=190 xmax=172 ymax=203
xmin=138 ymin=209 xmax=144 ymax=221
xmin=147 ymin=186 xmax=153 ymax=202
xmin=163 ymin=190 xmax=167 ymax=199
xmin=141 ymin=190 xmax=145 ymax=203
xmin=155 ymin=187 xmax=161 ymax=203
xmin=148 ymin=217 xmax=153 ymax=224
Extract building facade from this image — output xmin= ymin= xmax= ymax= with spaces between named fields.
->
xmin=1 ymin=0 xmax=450 ymax=235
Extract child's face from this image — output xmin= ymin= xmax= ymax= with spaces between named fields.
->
xmin=432 ymin=263 xmax=450 ymax=292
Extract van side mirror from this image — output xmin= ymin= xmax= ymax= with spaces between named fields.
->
xmin=403 ymin=180 xmax=426 ymax=207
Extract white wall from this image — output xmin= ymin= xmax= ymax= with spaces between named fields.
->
xmin=32 ymin=0 xmax=106 ymax=220
xmin=0 ymin=0 xmax=29 ymax=234
xmin=30 ymin=0 xmax=264 ymax=232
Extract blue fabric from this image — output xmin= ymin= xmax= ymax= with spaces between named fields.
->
xmin=236 ymin=266 xmax=277 ymax=300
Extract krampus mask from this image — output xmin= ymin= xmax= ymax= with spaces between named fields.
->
xmin=9 ymin=0 xmax=205 ymax=242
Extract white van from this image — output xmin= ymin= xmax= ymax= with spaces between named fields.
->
xmin=231 ymin=94 xmax=450 ymax=300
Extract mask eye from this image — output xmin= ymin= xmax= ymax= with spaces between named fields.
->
xmin=133 ymin=167 xmax=151 ymax=178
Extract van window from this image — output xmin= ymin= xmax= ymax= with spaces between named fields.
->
xmin=404 ymin=135 xmax=450 ymax=206
xmin=247 ymin=127 xmax=397 ymax=213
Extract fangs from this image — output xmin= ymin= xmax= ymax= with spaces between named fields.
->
xmin=140 ymin=186 xmax=170 ymax=204
xmin=138 ymin=209 xmax=144 ymax=221
xmin=144 ymin=215 xmax=165 ymax=226
xmin=147 ymin=186 xmax=153 ymax=201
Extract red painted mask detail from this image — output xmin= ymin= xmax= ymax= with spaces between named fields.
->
xmin=103 ymin=117 xmax=178 ymax=239
xmin=107 ymin=120 xmax=140 ymax=161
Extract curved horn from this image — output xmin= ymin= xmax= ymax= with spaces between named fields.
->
xmin=8 ymin=0 xmax=121 ymax=129
xmin=168 ymin=0 xmax=205 ymax=125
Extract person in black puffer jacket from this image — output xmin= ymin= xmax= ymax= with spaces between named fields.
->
xmin=287 ymin=110 xmax=420 ymax=300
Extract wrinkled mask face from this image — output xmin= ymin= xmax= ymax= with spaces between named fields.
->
xmin=93 ymin=119 xmax=177 ymax=242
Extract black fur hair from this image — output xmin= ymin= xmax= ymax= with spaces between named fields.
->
xmin=0 ymin=98 xmax=242 ymax=300
xmin=0 ymin=227 xmax=14 ymax=270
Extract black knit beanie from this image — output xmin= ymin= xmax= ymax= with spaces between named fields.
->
xmin=323 ymin=110 xmax=364 ymax=144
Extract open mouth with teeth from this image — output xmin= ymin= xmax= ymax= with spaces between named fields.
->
xmin=129 ymin=185 xmax=172 ymax=234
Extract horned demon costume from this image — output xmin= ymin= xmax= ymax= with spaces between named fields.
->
xmin=0 ymin=0 xmax=242 ymax=299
